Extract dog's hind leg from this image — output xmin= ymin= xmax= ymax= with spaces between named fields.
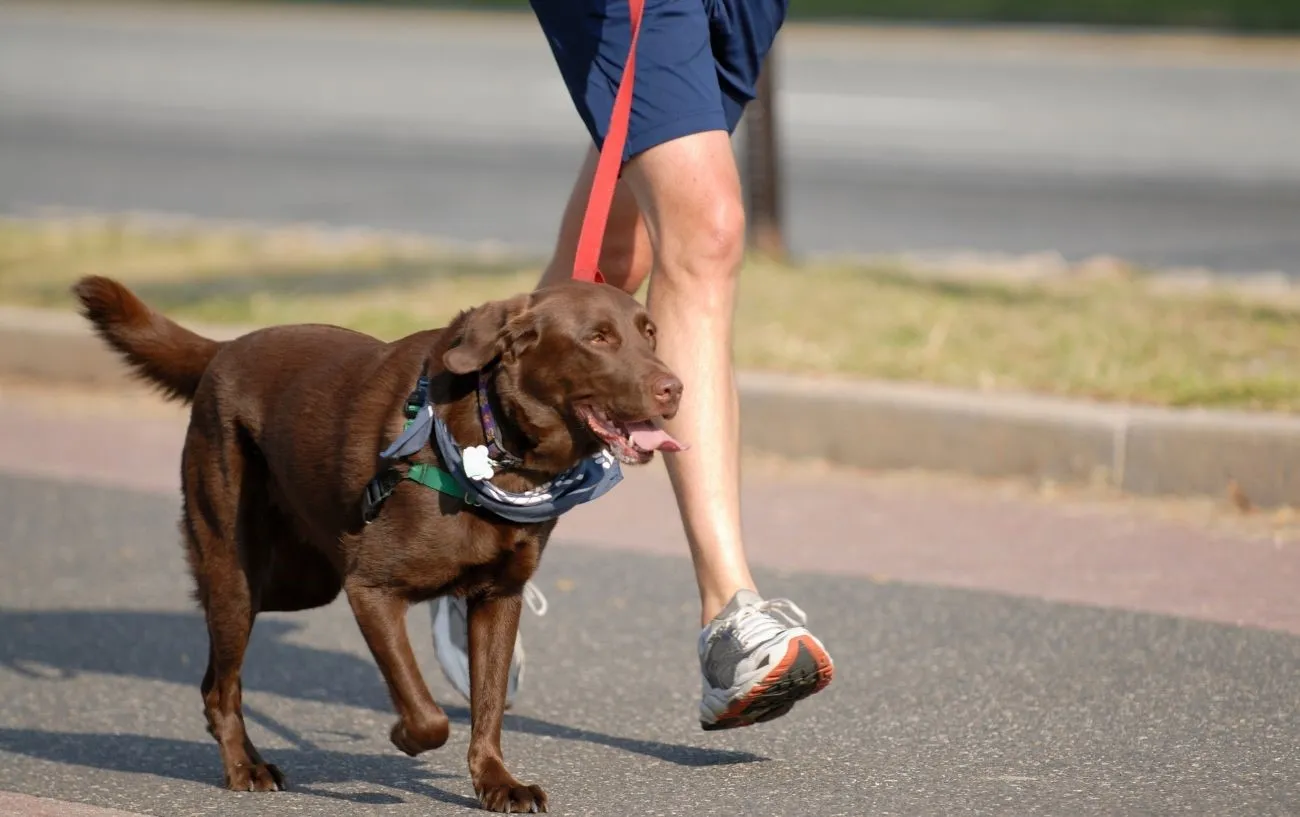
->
xmin=183 ymin=422 xmax=285 ymax=793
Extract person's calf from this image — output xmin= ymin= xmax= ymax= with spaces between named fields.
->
xmin=619 ymin=130 xmax=754 ymax=622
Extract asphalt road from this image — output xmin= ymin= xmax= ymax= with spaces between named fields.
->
xmin=2 ymin=470 xmax=1299 ymax=816
xmin=3 ymin=2 xmax=1300 ymax=274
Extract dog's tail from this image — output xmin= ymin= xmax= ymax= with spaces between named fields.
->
xmin=72 ymin=275 xmax=225 ymax=404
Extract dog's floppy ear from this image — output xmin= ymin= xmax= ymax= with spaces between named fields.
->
xmin=442 ymin=294 xmax=533 ymax=374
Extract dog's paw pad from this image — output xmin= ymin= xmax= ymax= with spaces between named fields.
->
xmin=225 ymin=763 xmax=285 ymax=792
xmin=476 ymin=781 xmax=547 ymax=813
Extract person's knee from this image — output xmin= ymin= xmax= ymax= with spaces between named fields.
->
xmin=688 ymin=195 xmax=747 ymax=278
xmin=653 ymin=193 xmax=745 ymax=286
xmin=626 ymin=132 xmax=748 ymax=284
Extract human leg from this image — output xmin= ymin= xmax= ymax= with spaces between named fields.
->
xmin=619 ymin=130 xmax=832 ymax=729
xmin=538 ymin=0 xmax=833 ymax=728
xmin=435 ymin=0 xmax=833 ymax=728
xmin=619 ymin=131 xmax=755 ymax=620
xmin=431 ymin=148 xmax=652 ymax=709
xmin=530 ymin=0 xmax=779 ymax=622
xmin=539 ymin=132 xmax=757 ymax=620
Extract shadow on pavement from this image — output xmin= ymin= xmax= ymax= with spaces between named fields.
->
xmin=0 ymin=727 xmax=476 ymax=808
xmin=0 ymin=608 xmax=765 ymax=774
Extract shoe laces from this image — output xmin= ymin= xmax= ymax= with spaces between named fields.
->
xmin=727 ymin=597 xmax=808 ymax=644
xmin=756 ymin=597 xmax=808 ymax=628
xmin=523 ymin=581 xmax=548 ymax=617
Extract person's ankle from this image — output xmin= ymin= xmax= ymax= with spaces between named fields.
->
xmin=700 ymin=584 xmax=758 ymax=626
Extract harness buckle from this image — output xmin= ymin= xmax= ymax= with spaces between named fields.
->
xmin=361 ymin=469 xmax=401 ymax=525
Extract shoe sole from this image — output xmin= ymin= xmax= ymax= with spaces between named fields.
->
xmin=701 ymin=635 xmax=834 ymax=731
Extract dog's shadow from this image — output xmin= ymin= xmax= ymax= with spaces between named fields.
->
xmin=0 ymin=607 xmax=764 ymax=797
xmin=0 ymin=725 xmax=477 ymax=808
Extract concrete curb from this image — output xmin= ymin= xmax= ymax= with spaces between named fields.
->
xmin=739 ymin=372 xmax=1299 ymax=508
xmin=3 ymin=305 xmax=1296 ymax=508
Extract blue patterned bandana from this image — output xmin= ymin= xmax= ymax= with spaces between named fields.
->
xmin=378 ymin=377 xmax=623 ymax=524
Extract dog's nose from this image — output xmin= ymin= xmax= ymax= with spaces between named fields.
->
xmin=652 ymin=374 xmax=683 ymax=408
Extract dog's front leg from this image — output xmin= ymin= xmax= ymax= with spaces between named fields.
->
xmin=467 ymin=592 xmax=547 ymax=813
xmin=345 ymin=582 xmax=451 ymax=755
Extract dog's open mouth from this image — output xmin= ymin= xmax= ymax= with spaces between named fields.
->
xmin=576 ymin=405 xmax=686 ymax=465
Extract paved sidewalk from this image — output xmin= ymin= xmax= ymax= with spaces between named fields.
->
xmin=1 ymin=380 xmax=1296 ymax=635
xmin=0 ymin=792 xmax=149 ymax=817
xmin=1 ymin=381 xmax=1297 ymax=816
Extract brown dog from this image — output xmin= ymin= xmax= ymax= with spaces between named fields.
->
xmin=73 ymin=275 xmax=684 ymax=813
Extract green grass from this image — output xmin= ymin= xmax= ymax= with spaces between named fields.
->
xmin=3 ymin=216 xmax=1298 ymax=412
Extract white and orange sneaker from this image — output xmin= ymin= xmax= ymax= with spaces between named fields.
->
xmin=697 ymin=590 xmax=835 ymax=731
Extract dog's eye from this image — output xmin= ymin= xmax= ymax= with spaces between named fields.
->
xmin=587 ymin=322 xmax=619 ymax=347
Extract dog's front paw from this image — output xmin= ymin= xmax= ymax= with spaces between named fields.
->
xmin=475 ymin=778 xmax=547 ymax=814
xmin=224 ymin=762 xmax=285 ymax=792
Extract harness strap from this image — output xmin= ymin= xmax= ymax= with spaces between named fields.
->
xmin=571 ymin=0 xmax=645 ymax=285
xmin=406 ymin=462 xmax=476 ymax=505
xmin=361 ymin=376 xmax=473 ymax=524
xmin=361 ymin=468 xmax=403 ymax=523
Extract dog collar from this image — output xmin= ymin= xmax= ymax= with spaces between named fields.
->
xmin=476 ymin=368 xmax=523 ymax=470
xmin=362 ymin=374 xmax=623 ymax=525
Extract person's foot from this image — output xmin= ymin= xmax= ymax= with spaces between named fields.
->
xmin=697 ymin=589 xmax=834 ymax=731
xmin=430 ymin=583 xmax=548 ymax=709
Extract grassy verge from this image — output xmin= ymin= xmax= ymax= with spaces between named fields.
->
xmin=2 ymin=216 xmax=1298 ymax=412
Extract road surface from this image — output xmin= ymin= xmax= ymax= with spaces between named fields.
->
xmin=2 ymin=1 xmax=1300 ymax=274
xmin=0 ymin=383 xmax=1297 ymax=816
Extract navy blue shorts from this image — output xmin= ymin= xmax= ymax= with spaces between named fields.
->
xmin=529 ymin=0 xmax=789 ymax=161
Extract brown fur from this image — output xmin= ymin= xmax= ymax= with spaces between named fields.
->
xmin=72 ymin=275 xmax=682 ymax=813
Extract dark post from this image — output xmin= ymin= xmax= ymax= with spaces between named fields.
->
xmin=744 ymin=44 xmax=786 ymax=261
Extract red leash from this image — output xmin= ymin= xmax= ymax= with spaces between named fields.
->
xmin=570 ymin=0 xmax=645 ymax=285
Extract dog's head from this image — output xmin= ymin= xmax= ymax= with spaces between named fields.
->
xmin=441 ymin=281 xmax=685 ymax=468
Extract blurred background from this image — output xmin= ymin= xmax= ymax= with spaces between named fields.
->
xmin=3 ymin=0 xmax=1298 ymax=273
xmin=2 ymin=0 xmax=1299 ymax=413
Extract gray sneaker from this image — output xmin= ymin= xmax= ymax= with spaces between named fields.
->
xmin=430 ymin=583 xmax=547 ymax=709
xmin=697 ymin=589 xmax=834 ymax=731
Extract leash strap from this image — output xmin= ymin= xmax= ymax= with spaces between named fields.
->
xmin=571 ymin=0 xmax=645 ymax=285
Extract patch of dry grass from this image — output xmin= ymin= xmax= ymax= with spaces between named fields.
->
xmin=736 ymin=260 xmax=1300 ymax=410
xmin=3 ymin=215 xmax=1297 ymax=412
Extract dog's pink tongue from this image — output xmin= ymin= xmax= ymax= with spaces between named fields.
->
xmin=626 ymin=421 xmax=686 ymax=452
